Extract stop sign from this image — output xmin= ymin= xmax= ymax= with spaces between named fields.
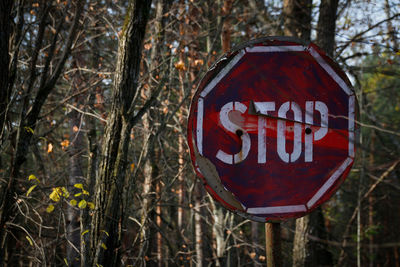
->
xmin=187 ymin=37 xmax=357 ymax=222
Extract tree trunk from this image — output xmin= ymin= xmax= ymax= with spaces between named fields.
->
xmin=292 ymin=1 xmax=335 ymax=266
xmin=221 ymin=0 xmax=234 ymax=53
xmin=368 ymin=131 xmax=375 ymax=267
xmin=140 ymin=113 xmax=153 ymax=256
xmin=177 ymin=0 xmax=186 ymax=230
xmin=315 ymin=0 xmax=339 ymax=57
xmin=293 ymin=210 xmax=332 ymax=266
xmin=384 ymin=0 xmax=398 ymax=52
xmin=283 ymin=0 xmax=312 ymax=41
xmin=81 ymin=18 xmax=100 ymax=266
xmin=0 ymin=0 xmax=13 ymax=142
xmin=67 ymin=108 xmax=85 ymax=267
xmin=88 ymin=1 xmax=152 ymax=266
xmin=140 ymin=0 xmax=164 ymax=259
xmin=156 ymin=181 xmax=163 ymax=267
xmin=251 ymin=221 xmax=261 ymax=266
xmin=0 ymin=1 xmax=14 ymax=264
xmin=194 ymin=182 xmax=204 ymax=267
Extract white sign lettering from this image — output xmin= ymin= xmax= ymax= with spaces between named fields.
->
xmin=217 ymin=101 xmax=328 ymax=164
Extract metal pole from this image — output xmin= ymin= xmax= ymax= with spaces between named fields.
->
xmin=265 ymin=222 xmax=282 ymax=267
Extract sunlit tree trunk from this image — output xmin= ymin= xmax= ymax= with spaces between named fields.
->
xmin=140 ymin=0 xmax=164 ymax=262
xmin=177 ymin=0 xmax=186 ymax=231
xmin=156 ymin=181 xmax=163 ymax=267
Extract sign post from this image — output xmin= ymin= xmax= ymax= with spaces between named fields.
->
xmin=266 ymin=222 xmax=281 ymax=266
xmin=187 ymin=37 xmax=357 ymax=264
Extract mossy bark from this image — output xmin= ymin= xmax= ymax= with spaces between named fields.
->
xmin=87 ymin=1 xmax=152 ymax=266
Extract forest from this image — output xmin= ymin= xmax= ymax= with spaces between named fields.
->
xmin=0 ymin=0 xmax=399 ymax=266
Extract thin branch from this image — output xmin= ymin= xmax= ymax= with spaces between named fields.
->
xmin=336 ymin=13 xmax=400 ymax=57
xmin=66 ymin=103 xmax=107 ymax=122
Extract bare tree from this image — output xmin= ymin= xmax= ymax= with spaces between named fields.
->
xmin=0 ymin=1 xmax=84 ymax=263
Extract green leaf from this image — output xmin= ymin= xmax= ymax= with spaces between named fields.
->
xmin=64 ymin=258 xmax=68 ymax=266
xmin=26 ymin=185 xmax=37 ymax=197
xmin=74 ymin=193 xmax=82 ymax=197
xmin=28 ymin=174 xmax=37 ymax=181
xmin=101 ymin=242 xmax=107 ymax=250
xmin=81 ymin=229 xmax=89 ymax=236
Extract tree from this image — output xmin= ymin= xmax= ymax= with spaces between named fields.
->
xmin=0 ymin=1 xmax=84 ymax=263
xmin=86 ymin=0 xmax=154 ymax=266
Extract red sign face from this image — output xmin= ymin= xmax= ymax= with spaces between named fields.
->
xmin=187 ymin=37 xmax=357 ymax=222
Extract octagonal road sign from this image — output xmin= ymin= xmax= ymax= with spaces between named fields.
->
xmin=187 ymin=37 xmax=358 ymax=222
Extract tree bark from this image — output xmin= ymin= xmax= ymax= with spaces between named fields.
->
xmin=140 ymin=0 xmax=164 ymax=262
xmin=67 ymin=109 xmax=85 ymax=267
xmin=251 ymin=221 xmax=261 ymax=266
xmin=221 ymin=0 xmax=234 ymax=53
xmin=384 ymin=0 xmax=398 ymax=52
xmin=177 ymin=0 xmax=186 ymax=230
xmin=293 ymin=211 xmax=333 ymax=266
xmin=0 ymin=0 xmax=13 ymax=142
xmin=283 ymin=0 xmax=312 ymax=41
xmin=292 ymin=1 xmax=336 ymax=266
xmin=368 ymin=131 xmax=375 ymax=267
xmin=315 ymin=0 xmax=339 ymax=57
xmin=81 ymin=14 xmax=100 ymax=265
xmin=88 ymin=1 xmax=152 ymax=266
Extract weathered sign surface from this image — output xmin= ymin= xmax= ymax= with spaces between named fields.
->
xmin=187 ymin=37 xmax=357 ymax=222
